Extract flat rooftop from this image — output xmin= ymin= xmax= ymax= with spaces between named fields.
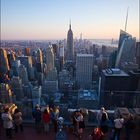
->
xmin=77 ymin=54 xmax=94 ymax=57
xmin=102 ymin=69 xmax=129 ymax=77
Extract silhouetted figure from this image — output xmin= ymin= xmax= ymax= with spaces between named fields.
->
xmin=125 ymin=114 xmax=135 ymax=140
xmin=32 ymin=105 xmax=42 ymax=133
xmin=100 ymin=112 xmax=109 ymax=134
xmin=13 ymin=108 xmax=23 ymax=133
xmin=71 ymin=111 xmax=78 ymax=135
xmin=51 ymin=106 xmax=59 ymax=133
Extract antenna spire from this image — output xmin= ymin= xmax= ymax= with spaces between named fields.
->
xmin=69 ymin=19 xmax=71 ymax=29
xmin=125 ymin=7 xmax=129 ymax=32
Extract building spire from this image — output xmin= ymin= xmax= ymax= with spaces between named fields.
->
xmin=125 ymin=7 xmax=129 ymax=32
xmin=69 ymin=19 xmax=71 ymax=29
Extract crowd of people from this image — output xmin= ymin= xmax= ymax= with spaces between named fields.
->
xmin=32 ymin=104 xmax=60 ymax=134
xmin=0 ymin=105 xmax=136 ymax=140
xmin=1 ymin=106 xmax=23 ymax=139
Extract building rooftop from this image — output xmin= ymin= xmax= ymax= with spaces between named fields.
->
xmin=78 ymin=90 xmax=97 ymax=100
xmin=77 ymin=54 xmax=94 ymax=57
xmin=102 ymin=68 xmax=129 ymax=76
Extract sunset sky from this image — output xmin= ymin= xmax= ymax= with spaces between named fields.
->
xmin=1 ymin=0 xmax=139 ymax=40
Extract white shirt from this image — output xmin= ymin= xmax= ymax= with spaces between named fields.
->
xmin=114 ymin=118 xmax=124 ymax=128
xmin=1 ymin=113 xmax=13 ymax=129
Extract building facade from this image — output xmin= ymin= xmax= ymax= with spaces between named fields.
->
xmin=76 ymin=54 xmax=94 ymax=89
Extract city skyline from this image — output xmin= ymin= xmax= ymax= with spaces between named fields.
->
xmin=1 ymin=0 xmax=139 ymax=40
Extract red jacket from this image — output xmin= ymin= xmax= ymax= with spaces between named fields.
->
xmin=91 ymin=128 xmax=104 ymax=140
xmin=42 ymin=113 xmax=50 ymax=123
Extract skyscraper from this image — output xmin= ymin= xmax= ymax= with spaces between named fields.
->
xmin=66 ymin=22 xmax=74 ymax=62
xmin=59 ymin=45 xmax=64 ymax=70
xmin=36 ymin=48 xmax=43 ymax=63
xmin=0 ymin=48 xmax=10 ymax=74
xmin=76 ymin=54 xmax=94 ymax=89
xmin=10 ymin=76 xmax=24 ymax=101
xmin=24 ymin=47 xmax=31 ymax=56
xmin=115 ymin=30 xmax=136 ymax=68
xmin=100 ymin=69 xmax=131 ymax=108
xmin=0 ymin=83 xmax=13 ymax=103
xmin=19 ymin=64 xmax=29 ymax=85
xmin=45 ymin=45 xmax=54 ymax=72
xmin=7 ymin=50 xmax=16 ymax=68
xmin=18 ymin=56 xmax=32 ymax=69
xmin=136 ymin=42 xmax=140 ymax=69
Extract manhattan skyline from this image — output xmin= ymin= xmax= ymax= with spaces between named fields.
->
xmin=1 ymin=0 xmax=139 ymax=40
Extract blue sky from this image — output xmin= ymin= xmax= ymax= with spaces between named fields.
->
xmin=1 ymin=0 xmax=139 ymax=40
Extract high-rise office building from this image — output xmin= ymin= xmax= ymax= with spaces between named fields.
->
xmin=59 ymin=45 xmax=64 ymax=70
xmin=43 ymin=80 xmax=58 ymax=95
xmin=108 ymin=50 xmax=117 ymax=68
xmin=18 ymin=56 xmax=33 ymax=79
xmin=32 ymin=86 xmax=42 ymax=107
xmin=0 ymin=83 xmax=13 ymax=103
xmin=36 ymin=48 xmax=43 ymax=63
xmin=7 ymin=51 xmax=16 ymax=68
xmin=10 ymin=60 xmax=21 ymax=77
xmin=115 ymin=30 xmax=136 ymax=68
xmin=136 ymin=42 xmax=140 ymax=69
xmin=76 ymin=54 xmax=94 ymax=89
xmin=102 ymin=45 xmax=107 ymax=56
xmin=46 ymin=68 xmax=57 ymax=81
xmin=19 ymin=64 xmax=29 ymax=85
xmin=0 ymin=48 xmax=10 ymax=74
xmin=45 ymin=45 xmax=54 ymax=72
xmin=66 ymin=22 xmax=74 ymax=62
xmin=18 ymin=56 xmax=32 ymax=69
xmin=10 ymin=76 xmax=24 ymax=101
xmin=100 ymin=68 xmax=133 ymax=108
xmin=24 ymin=47 xmax=31 ymax=56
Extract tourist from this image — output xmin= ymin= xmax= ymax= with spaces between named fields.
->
xmin=51 ymin=106 xmax=59 ymax=133
xmin=1 ymin=107 xmax=13 ymax=138
xmin=32 ymin=104 xmax=42 ymax=133
xmin=13 ymin=108 xmax=23 ymax=133
xmin=125 ymin=114 xmax=135 ymax=140
xmin=89 ymin=127 xmax=104 ymax=140
xmin=71 ymin=110 xmax=78 ymax=135
xmin=42 ymin=108 xmax=50 ymax=134
xmin=96 ymin=107 xmax=108 ymax=126
xmin=75 ymin=111 xmax=85 ymax=139
xmin=100 ymin=111 xmax=109 ymax=134
xmin=113 ymin=115 xmax=124 ymax=140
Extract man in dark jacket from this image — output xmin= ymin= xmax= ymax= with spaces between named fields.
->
xmin=32 ymin=105 xmax=42 ymax=133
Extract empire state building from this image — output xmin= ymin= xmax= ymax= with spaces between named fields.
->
xmin=66 ymin=22 xmax=74 ymax=62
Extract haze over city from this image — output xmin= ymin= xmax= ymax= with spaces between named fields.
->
xmin=1 ymin=0 xmax=139 ymax=40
